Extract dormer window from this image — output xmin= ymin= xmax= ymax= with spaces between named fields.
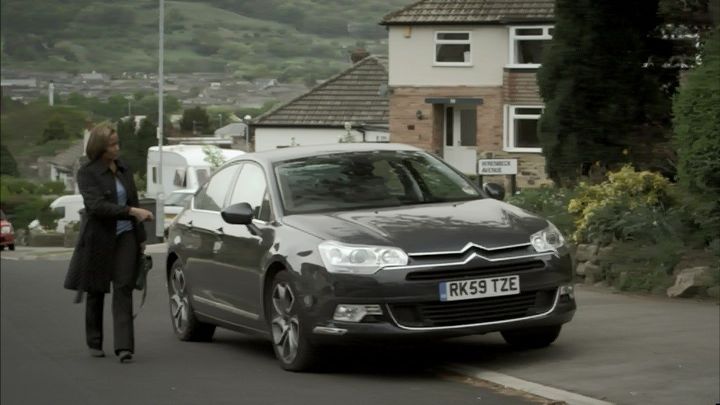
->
xmin=435 ymin=32 xmax=472 ymax=66
xmin=509 ymin=26 xmax=553 ymax=68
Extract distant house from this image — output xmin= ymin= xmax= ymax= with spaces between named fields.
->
xmin=251 ymin=56 xmax=390 ymax=151
xmin=215 ymin=122 xmax=250 ymax=151
xmin=39 ymin=140 xmax=85 ymax=192
xmin=381 ymin=0 xmax=555 ymax=186
xmin=253 ymin=78 xmax=279 ymax=90
xmin=0 ymin=78 xmax=38 ymax=88
xmin=78 ymin=71 xmax=110 ymax=83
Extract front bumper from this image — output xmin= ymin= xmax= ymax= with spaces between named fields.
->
xmin=0 ymin=234 xmax=14 ymax=246
xmin=298 ymin=251 xmax=576 ymax=343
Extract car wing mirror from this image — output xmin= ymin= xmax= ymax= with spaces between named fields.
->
xmin=221 ymin=203 xmax=254 ymax=225
xmin=483 ymin=182 xmax=506 ymax=201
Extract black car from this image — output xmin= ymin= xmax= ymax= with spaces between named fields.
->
xmin=166 ymin=143 xmax=576 ymax=371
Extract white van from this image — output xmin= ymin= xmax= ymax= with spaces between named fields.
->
xmin=146 ymin=145 xmax=244 ymax=199
xmin=49 ymin=194 xmax=84 ymax=233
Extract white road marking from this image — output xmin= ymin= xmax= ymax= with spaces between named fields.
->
xmin=446 ymin=364 xmax=615 ymax=405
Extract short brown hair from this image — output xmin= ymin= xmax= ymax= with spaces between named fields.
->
xmin=85 ymin=122 xmax=116 ymax=161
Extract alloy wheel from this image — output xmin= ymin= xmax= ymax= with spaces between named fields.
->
xmin=270 ymin=282 xmax=300 ymax=364
xmin=169 ymin=265 xmax=190 ymax=335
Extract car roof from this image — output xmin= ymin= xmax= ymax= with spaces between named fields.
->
xmin=226 ymin=143 xmax=424 ymax=166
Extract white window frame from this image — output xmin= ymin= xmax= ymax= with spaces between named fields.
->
xmin=504 ymin=105 xmax=544 ymax=153
xmin=434 ymin=31 xmax=472 ymax=67
xmin=507 ymin=26 xmax=553 ymax=68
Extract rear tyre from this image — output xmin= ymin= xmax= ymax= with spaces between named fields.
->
xmin=267 ymin=270 xmax=318 ymax=371
xmin=501 ymin=325 xmax=562 ymax=349
xmin=168 ymin=260 xmax=216 ymax=342
xmin=8 ymin=244 xmax=15 ymax=251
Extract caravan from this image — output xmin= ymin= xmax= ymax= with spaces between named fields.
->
xmin=146 ymin=145 xmax=244 ymax=199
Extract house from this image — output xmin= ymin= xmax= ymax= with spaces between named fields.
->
xmin=381 ymin=0 xmax=555 ymax=186
xmin=215 ymin=123 xmax=251 ymax=151
xmin=39 ymin=140 xmax=85 ymax=192
xmin=251 ymin=56 xmax=390 ymax=151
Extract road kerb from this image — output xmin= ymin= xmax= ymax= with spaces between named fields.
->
xmin=445 ymin=364 xmax=615 ymax=405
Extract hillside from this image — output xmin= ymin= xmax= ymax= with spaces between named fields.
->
xmin=0 ymin=0 xmax=410 ymax=82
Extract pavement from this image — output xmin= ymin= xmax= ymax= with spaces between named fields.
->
xmin=1 ymin=245 xmax=718 ymax=405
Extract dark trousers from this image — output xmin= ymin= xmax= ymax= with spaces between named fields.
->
xmin=85 ymin=230 xmax=137 ymax=354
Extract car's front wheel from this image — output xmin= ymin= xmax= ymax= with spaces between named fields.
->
xmin=267 ymin=270 xmax=318 ymax=371
xmin=8 ymin=244 xmax=15 ymax=251
xmin=501 ymin=325 xmax=562 ymax=349
xmin=168 ymin=260 xmax=215 ymax=342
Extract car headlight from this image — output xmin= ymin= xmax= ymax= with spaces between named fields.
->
xmin=1 ymin=226 xmax=11 ymax=234
xmin=318 ymin=241 xmax=409 ymax=275
xmin=530 ymin=223 xmax=565 ymax=254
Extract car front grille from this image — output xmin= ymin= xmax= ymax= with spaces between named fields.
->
xmin=388 ymin=289 xmax=556 ymax=328
xmin=405 ymin=260 xmax=545 ymax=281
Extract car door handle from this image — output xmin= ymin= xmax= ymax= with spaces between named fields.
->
xmin=215 ymin=227 xmax=224 ymax=235
xmin=187 ymin=220 xmax=193 ymax=229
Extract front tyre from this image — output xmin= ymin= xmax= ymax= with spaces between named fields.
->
xmin=268 ymin=270 xmax=318 ymax=371
xmin=501 ymin=325 xmax=562 ymax=349
xmin=168 ymin=260 xmax=216 ymax=342
xmin=9 ymin=244 xmax=15 ymax=251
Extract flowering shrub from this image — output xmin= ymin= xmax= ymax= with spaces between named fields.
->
xmin=568 ymin=165 xmax=672 ymax=243
xmin=507 ymin=186 xmax=575 ymax=237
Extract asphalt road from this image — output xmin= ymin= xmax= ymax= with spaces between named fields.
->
xmin=3 ymin=250 xmax=718 ymax=405
xmin=0 ymin=254 xmax=537 ymax=405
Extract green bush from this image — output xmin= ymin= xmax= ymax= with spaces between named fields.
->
xmin=673 ymin=27 xmax=720 ymax=197
xmin=0 ymin=194 xmax=50 ymax=229
xmin=568 ymin=165 xmax=672 ymax=243
xmin=601 ymin=239 xmax=682 ymax=293
xmin=507 ymin=187 xmax=576 ymax=238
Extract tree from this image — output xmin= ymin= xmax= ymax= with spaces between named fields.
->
xmin=0 ymin=144 xmax=19 ymax=176
xmin=39 ymin=116 xmax=69 ymax=144
xmin=537 ymin=0 xmax=671 ymax=186
xmin=180 ymin=107 xmax=210 ymax=135
xmin=673 ymin=27 xmax=720 ymax=196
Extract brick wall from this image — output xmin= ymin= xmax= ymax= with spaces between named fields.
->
xmin=389 ymin=79 xmax=553 ymax=188
xmin=503 ymin=69 xmax=543 ymax=104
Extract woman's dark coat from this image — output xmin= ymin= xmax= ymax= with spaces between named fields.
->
xmin=64 ymin=158 xmax=147 ymax=294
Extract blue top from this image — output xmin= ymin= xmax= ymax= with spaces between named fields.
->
xmin=116 ymin=177 xmax=134 ymax=235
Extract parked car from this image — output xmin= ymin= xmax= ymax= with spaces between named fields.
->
xmin=163 ymin=189 xmax=195 ymax=233
xmin=1 ymin=210 xmax=16 ymax=251
xmin=166 ymin=143 xmax=576 ymax=371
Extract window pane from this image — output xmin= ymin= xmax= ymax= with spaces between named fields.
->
xmin=514 ymin=118 xmax=541 ymax=148
xmin=437 ymin=32 xmax=469 ymax=40
xmin=196 ymin=169 xmax=210 ymax=186
xmin=515 ymin=28 xmax=543 ymax=36
xmin=436 ymin=44 xmax=471 ymax=63
xmin=195 ymin=165 xmax=238 ymax=211
xmin=275 ymin=151 xmax=478 ymax=214
xmin=516 ymin=40 xmax=547 ymax=64
xmin=229 ymin=164 xmax=267 ymax=219
xmin=514 ymin=107 xmax=543 ymax=115
xmin=445 ymin=107 xmax=454 ymax=146
xmin=460 ymin=109 xmax=477 ymax=146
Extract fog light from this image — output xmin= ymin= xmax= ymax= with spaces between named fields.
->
xmin=333 ymin=304 xmax=383 ymax=322
xmin=559 ymin=285 xmax=575 ymax=300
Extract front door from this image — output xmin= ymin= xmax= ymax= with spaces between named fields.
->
xmin=443 ymin=105 xmax=477 ymax=174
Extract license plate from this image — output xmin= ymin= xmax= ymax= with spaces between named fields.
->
xmin=439 ymin=275 xmax=520 ymax=302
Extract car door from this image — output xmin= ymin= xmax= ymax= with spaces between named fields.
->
xmin=214 ymin=162 xmax=275 ymax=327
xmin=182 ymin=163 xmax=241 ymax=319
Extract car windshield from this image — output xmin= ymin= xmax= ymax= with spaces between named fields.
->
xmin=165 ymin=192 xmax=193 ymax=207
xmin=275 ymin=150 xmax=481 ymax=214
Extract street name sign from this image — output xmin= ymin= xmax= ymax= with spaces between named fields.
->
xmin=477 ymin=159 xmax=518 ymax=175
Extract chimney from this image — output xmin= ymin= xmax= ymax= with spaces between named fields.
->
xmin=350 ymin=48 xmax=370 ymax=64
xmin=48 ymin=81 xmax=55 ymax=106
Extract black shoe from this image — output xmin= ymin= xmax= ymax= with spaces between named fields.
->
xmin=118 ymin=350 xmax=133 ymax=363
xmin=88 ymin=348 xmax=105 ymax=358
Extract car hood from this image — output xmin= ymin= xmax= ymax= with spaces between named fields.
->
xmin=282 ymin=199 xmax=549 ymax=254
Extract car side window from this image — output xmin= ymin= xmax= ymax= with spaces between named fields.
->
xmin=229 ymin=163 xmax=270 ymax=221
xmin=193 ymin=165 xmax=239 ymax=211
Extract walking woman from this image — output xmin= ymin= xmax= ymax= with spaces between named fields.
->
xmin=64 ymin=122 xmax=154 ymax=363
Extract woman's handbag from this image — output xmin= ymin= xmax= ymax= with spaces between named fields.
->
xmin=134 ymin=254 xmax=153 ymax=318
